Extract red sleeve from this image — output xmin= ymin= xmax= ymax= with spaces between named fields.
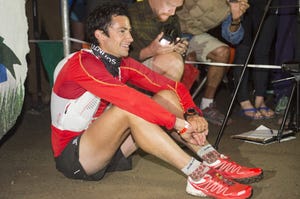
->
xmin=121 ymin=57 xmax=202 ymax=115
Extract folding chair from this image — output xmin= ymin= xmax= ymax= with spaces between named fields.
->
xmin=185 ymin=47 xmax=236 ymax=100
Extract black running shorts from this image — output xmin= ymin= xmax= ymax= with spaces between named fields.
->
xmin=55 ymin=135 xmax=132 ymax=181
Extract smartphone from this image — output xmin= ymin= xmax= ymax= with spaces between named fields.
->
xmin=159 ymin=35 xmax=173 ymax=46
xmin=174 ymin=38 xmax=188 ymax=45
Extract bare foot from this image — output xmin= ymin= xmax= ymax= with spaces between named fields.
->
xmin=255 ymin=96 xmax=275 ymax=119
xmin=240 ymin=100 xmax=263 ymax=120
xmin=256 ymin=107 xmax=275 ymax=119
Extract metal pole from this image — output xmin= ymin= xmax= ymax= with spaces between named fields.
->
xmin=61 ymin=0 xmax=70 ymax=56
xmin=214 ymin=0 xmax=274 ymax=149
xmin=32 ymin=0 xmax=42 ymax=104
xmin=297 ymin=0 xmax=300 ymax=59
xmin=296 ymin=77 xmax=299 ymax=131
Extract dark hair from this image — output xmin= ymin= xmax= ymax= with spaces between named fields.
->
xmin=86 ymin=3 xmax=129 ymax=45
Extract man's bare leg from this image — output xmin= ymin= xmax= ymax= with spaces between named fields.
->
xmin=203 ymin=45 xmax=229 ymax=100
xmin=151 ymin=52 xmax=184 ymax=81
xmin=79 ymin=105 xmax=191 ymax=175
xmin=200 ymin=46 xmax=233 ymax=125
xmin=77 ymin=90 xmax=255 ymax=198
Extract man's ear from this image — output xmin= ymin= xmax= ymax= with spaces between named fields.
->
xmin=94 ymin=30 xmax=107 ymax=42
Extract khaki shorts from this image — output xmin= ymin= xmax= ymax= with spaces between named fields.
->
xmin=187 ymin=33 xmax=227 ymax=62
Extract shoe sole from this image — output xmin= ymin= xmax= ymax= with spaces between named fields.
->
xmin=186 ymin=185 xmax=207 ymax=197
xmin=186 ymin=180 xmax=253 ymax=199
xmin=234 ymin=172 xmax=264 ymax=184
xmin=186 ymin=186 xmax=252 ymax=199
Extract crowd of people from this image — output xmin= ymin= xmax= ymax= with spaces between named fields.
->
xmin=25 ymin=0 xmax=299 ymax=198
xmin=176 ymin=0 xmax=249 ymax=126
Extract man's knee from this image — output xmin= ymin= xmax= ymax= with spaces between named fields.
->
xmin=108 ymin=106 xmax=132 ymax=117
xmin=210 ymin=46 xmax=230 ymax=63
xmin=97 ymin=105 xmax=132 ymax=124
xmin=152 ymin=52 xmax=184 ymax=81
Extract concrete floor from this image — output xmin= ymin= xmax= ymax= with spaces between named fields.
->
xmin=0 ymin=86 xmax=299 ymax=199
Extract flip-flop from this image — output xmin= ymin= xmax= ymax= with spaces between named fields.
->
xmin=257 ymin=106 xmax=275 ymax=119
xmin=240 ymin=108 xmax=264 ymax=120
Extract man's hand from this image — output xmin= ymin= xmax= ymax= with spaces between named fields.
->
xmin=175 ymin=116 xmax=208 ymax=146
xmin=139 ymin=32 xmax=176 ymax=60
xmin=229 ymin=0 xmax=249 ymax=21
xmin=173 ymin=38 xmax=189 ymax=56
xmin=150 ymin=32 xmax=176 ymax=54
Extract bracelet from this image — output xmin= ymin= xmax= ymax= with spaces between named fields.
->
xmin=178 ymin=121 xmax=190 ymax=135
xmin=231 ymin=21 xmax=241 ymax=26
xmin=231 ymin=19 xmax=241 ymax=26
xmin=179 ymin=128 xmax=187 ymax=134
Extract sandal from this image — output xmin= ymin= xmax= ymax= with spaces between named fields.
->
xmin=257 ymin=106 xmax=275 ymax=119
xmin=240 ymin=108 xmax=264 ymax=120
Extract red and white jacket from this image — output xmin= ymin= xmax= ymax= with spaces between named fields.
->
xmin=51 ymin=50 xmax=201 ymax=157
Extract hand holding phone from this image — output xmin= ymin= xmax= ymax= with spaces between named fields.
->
xmin=159 ymin=35 xmax=173 ymax=46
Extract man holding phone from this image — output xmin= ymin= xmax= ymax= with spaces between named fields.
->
xmin=128 ymin=0 xmax=188 ymax=81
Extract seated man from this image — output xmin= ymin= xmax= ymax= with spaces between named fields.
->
xmin=128 ymin=0 xmax=188 ymax=81
xmin=177 ymin=0 xmax=249 ymax=126
xmin=50 ymin=3 xmax=262 ymax=198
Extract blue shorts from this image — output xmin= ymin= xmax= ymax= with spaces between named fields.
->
xmin=55 ymin=135 xmax=132 ymax=181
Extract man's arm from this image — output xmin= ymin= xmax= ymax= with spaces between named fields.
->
xmin=221 ymin=15 xmax=244 ymax=44
xmin=221 ymin=0 xmax=249 ymax=44
xmin=138 ymin=32 xmax=175 ymax=61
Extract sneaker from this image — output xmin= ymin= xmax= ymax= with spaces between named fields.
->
xmin=205 ymin=154 xmax=263 ymax=184
xmin=202 ymin=103 xmax=233 ymax=126
xmin=186 ymin=169 xmax=252 ymax=199
xmin=275 ymin=96 xmax=288 ymax=114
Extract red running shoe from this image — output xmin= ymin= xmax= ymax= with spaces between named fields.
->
xmin=205 ymin=154 xmax=263 ymax=184
xmin=186 ymin=169 xmax=252 ymax=199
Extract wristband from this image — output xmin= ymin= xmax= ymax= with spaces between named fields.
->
xmin=231 ymin=18 xmax=241 ymax=26
xmin=178 ymin=121 xmax=190 ymax=135
xmin=231 ymin=21 xmax=241 ymax=26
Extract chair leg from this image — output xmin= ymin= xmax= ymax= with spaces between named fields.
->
xmin=192 ymin=76 xmax=207 ymax=99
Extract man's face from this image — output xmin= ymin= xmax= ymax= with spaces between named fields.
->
xmin=98 ymin=15 xmax=133 ymax=58
xmin=149 ymin=0 xmax=183 ymax=22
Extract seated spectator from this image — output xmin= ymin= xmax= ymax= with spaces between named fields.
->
xmin=128 ymin=0 xmax=188 ymax=81
xmin=177 ymin=0 xmax=249 ymax=126
xmin=50 ymin=3 xmax=263 ymax=199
